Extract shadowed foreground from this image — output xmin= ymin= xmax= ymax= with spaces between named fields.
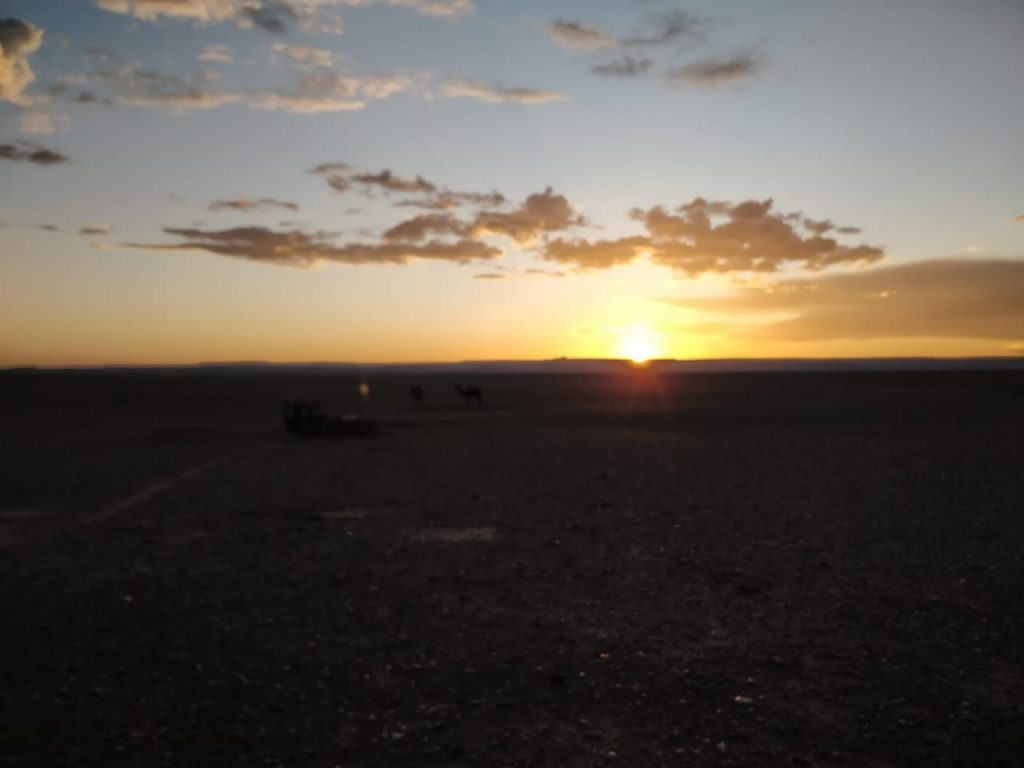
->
xmin=0 ymin=371 xmax=1022 ymax=766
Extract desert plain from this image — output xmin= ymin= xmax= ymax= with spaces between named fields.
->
xmin=0 ymin=369 xmax=1021 ymax=767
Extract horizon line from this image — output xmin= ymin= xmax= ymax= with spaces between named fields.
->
xmin=4 ymin=355 xmax=1024 ymax=373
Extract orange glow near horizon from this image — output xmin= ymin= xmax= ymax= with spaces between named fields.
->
xmin=616 ymin=324 xmax=663 ymax=364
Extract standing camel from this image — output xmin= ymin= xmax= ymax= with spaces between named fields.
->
xmin=455 ymin=385 xmax=483 ymax=406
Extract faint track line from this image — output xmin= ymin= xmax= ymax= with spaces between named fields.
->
xmin=91 ymin=453 xmax=237 ymax=523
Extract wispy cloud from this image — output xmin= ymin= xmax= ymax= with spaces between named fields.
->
xmin=209 ymin=198 xmax=300 ymax=213
xmin=272 ymin=43 xmax=334 ymax=69
xmin=546 ymin=20 xmax=616 ymax=52
xmin=592 ymin=55 xmax=652 ymax=78
xmin=199 ymin=44 xmax=234 ymax=63
xmin=666 ymin=55 xmax=759 ymax=87
xmin=120 ymin=225 xmax=499 ymax=268
xmin=251 ymin=71 xmax=418 ymax=113
xmin=0 ymin=139 xmax=69 ymax=165
xmin=334 ymin=0 xmax=473 ymax=18
xmin=65 ymin=64 xmax=241 ymax=112
xmin=352 ymin=168 xmax=436 ymax=194
xmin=441 ymin=79 xmax=566 ymax=105
xmin=79 ymin=224 xmax=111 ymax=235
xmin=545 ymin=10 xmax=760 ymax=91
xmin=96 ymin=0 xmax=305 ymax=32
xmin=94 ymin=0 xmax=471 ymax=32
xmin=623 ymin=10 xmax=702 ymax=47
xmin=310 ymin=162 xmax=353 ymax=193
xmin=17 ymin=110 xmax=65 ymax=135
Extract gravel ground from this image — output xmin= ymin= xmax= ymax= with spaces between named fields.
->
xmin=0 ymin=371 xmax=1022 ymax=767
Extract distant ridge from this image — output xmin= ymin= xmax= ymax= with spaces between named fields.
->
xmin=4 ymin=357 xmax=1023 ymax=375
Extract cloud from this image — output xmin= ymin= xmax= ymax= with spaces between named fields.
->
xmin=535 ymin=198 xmax=882 ymax=276
xmin=67 ymin=64 xmax=241 ymax=111
xmin=473 ymin=272 xmax=505 ymax=280
xmin=311 ymin=162 xmax=353 ymax=193
xmin=547 ymin=21 xmax=615 ymax=52
xmin=676 ymin=259 xmax=1024 ymax=342
xmin=525 ymin=268 xmax=565 ymax=278
xmin=72 ymin=90 xmax=115 ymax=105
xmin=1012 ymin=214 xmax=1024 ymax=224
xmin=17 ymin=110 xmax=62 ymax=135
xmin=311 ymin=162 xmax=352 ymax=175
xmin=250 ymin=72 xmax=417 ymax=113
xmin=36 ymin=224 xmax=60 ymax=232
xmin=95 ymin=0 xmax=243 ymax=24
xmin=383 ymin=212 xmax=467 ymax=241
xmin=79 ymin=224 xmax=111 ymax=235
xmin=546 ymin=11 xmax=757 ymax=91
xmin=353 ymin=168 xmax=436 ymax=194
xmin=395 ymin=189 xmax=506 ymax=210
xmin=240 ymin=0 xmax=297 ymax=32
xmin=592 ymin=55 xmax=653 ymax=78
xmin=94 ymin=0 xmax=301 ymax=31
xmin=95 ymin=0 xmax=470 ymax=31
xmin=333 ymin=0 xmax=473 ymax=17
xmin=542 ymin=236 xmax=650 ymax=270
xmin=272 ymin=43 xmax=334 ymax=69
xmin=666 ymin=55 xmax=758 ymax=87
xmin=631 ymin=198 xmax=882 ymax=274
xmin=0 ymin=140 xmax=69 ymax=165
xmin=250 ymin=95 xmax=362 ymax=113
xmin=624 ymin=10 xmax=701 ymax=47
xmin=121 ymin=225 xmax=500 ymax=267
xmin=470 ymin=188 xmax=583 ymax=246
xmin=199 ymin=44 xmax=234 ymax=63
xmin=209 ymin=198 xmax=300 ymax=212
xmin=315 ymin=162 xmax=505 ymax=209
xmin=64 ymin=50 xmax=418 ymax=116
xmin=0 ymin=18 xmax=44 ymax=104
xmin=441 ymin=79 xmax=566 ymax=105
xmin=249 ymin=72 xmax=363 ymax=113
xmin=803 ymin=218 xmax=834 ymax=235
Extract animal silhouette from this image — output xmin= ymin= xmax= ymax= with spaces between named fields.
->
xmin=410 ymin=385 xmax=424 ymax=403
xmin=455 ymin=385 xmax=483 ymax=406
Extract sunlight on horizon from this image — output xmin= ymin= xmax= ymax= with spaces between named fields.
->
xmin=616 ymin=324 xmax=663 ymax=364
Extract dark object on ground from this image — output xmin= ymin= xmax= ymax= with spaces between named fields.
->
xmin=281 ymin=399 xmax=378 ymax=438
xmin=410 ymin=384 xmax=424 ymax=403
xmin=455 ymin=384 xmax=483 ymax=405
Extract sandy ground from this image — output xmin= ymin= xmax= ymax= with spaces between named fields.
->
xmin=0 ymin=370 xmax=1022 ymax=767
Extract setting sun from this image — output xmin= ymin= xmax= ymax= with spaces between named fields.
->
xmin=618 ymin=324 xmax=662 ymax=364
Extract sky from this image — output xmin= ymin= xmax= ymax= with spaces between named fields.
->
xmin=1 ymin=0 xmax=1022 ymax=366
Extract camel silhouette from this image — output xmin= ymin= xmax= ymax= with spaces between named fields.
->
xmin=455 ymin=385 xmax=483 ymax=406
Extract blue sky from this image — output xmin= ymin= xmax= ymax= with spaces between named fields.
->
xmin=1 ymin=0 xmax=1022 ymax=365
